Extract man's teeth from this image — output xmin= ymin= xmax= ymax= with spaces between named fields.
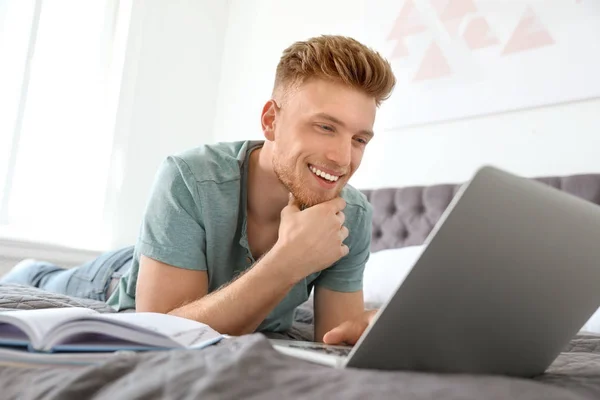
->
xmin=309 ymin=166 xmax=339 ymax=182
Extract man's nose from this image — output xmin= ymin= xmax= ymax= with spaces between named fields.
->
xmin=325 ymin=139 xmax=352 ymax=168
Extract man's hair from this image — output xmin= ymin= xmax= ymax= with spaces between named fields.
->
xmin=273 ymin=35 xmax=396 ymax=107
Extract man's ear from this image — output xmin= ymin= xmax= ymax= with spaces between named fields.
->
xmin=261 ymin=99 xmax=278 ymax=141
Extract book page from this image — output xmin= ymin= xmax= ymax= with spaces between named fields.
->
xmin=0 ymin=324 xmax=29 ymax=346
xmin=92 ymin=312 xmax=222 ymax=348
xmin=0 ymin=308 xmax=97 ymax=349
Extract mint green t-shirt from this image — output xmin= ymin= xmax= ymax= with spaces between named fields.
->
xmin=107 ymin=140 xmax=373 ymax=332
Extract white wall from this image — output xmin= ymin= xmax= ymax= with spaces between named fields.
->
xmin=103 ymin=1 xmax=230 ymax=249
xmin=353 ymin=97 xmax=600 ymax=189
xmin=213 ymin=0 xmax=367 ymax=144
xmin=214 ymin=0 xmax=600 ymax=191
xmin=102 ymin=0 xmax=600 ymax=250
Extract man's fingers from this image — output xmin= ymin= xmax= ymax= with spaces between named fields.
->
xmin=340 ymin=243 xmax=349 ymax=257
xmin=327 ymin=196 xmax=346 ymax=213
xmin=322 ymin=325 xmax=346 ymax=345
xmin=340 ymin=226 xmax=349 ymax=242
xmin=323 ymin=320 xmax=363 ymax=345
xmin=336 ymin=211 xmax=345 ymax=227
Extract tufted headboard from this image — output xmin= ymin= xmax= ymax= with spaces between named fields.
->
xmin=361 ymin=173 xmax=600 ymax=252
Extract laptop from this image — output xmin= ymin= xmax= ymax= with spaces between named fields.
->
xmin=270 ymin=165 xmax=600 ymax=377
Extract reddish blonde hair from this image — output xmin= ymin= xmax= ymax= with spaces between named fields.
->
xmin=273 ymin=35 xmax=396 ymax=106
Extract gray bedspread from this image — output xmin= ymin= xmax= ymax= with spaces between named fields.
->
xmin=0 ymin=284 xmax=116 ymax=313
xmin=1 ymin=284 xmax=600 ymax=400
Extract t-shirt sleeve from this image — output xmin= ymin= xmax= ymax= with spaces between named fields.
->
xmin=136 ymin=156 xmax=207 ymax=271
xmin=313 ymin=202 xmax=373 ymax=292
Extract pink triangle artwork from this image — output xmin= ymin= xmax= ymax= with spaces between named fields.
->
xmin=391 ymin=39 xmax=410 ymax=59
xmin=431 ymin=0 xmax=477 ymax=37
xmin=413 ymin=41 xmax=452 ymax=81
xmin=463 ymin=16 xmax=500 ymax=50
xmin=387 ymin=0 xmax=428 ymax=59
xmin=387 ymin=0 xmax=428 ymax=37
xmin=502 ymin=7 xmax=555 ymax=55
xmin=365 ymin=0 xmax=599 ymax=128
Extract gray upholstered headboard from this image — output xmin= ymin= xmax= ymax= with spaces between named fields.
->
xmin=361 ymin=173 xmax=600 ymax=252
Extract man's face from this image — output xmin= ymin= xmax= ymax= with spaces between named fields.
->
xmin=267 ymin=79 xmax=376 ymax=208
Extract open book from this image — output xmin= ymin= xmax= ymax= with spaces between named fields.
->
xmin=0 ymin=307 xmax=223 ymax=354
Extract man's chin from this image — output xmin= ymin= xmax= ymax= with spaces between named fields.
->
xmin=293 ymin=190 xmax=341 ymax=209
xmin=284 ymin=173 xmax=348 ymax=208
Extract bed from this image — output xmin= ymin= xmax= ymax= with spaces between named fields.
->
xmin=2 ymin=172 xmax=600 ymax=399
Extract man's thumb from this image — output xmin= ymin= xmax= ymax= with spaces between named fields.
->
xmin=323 ymin=320 xmax=365 ymax=345
xmin=323 ymin=327 xmax=345 ymax=345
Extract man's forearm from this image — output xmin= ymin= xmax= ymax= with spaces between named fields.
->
xmin=167 ymin=247 xmax=299 ymax=335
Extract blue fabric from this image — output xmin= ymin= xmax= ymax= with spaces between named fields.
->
xmin=0 ymin=246 xmax=134 ymax=302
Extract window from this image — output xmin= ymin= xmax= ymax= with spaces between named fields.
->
xmin=0 ymin=0 xmax=129 ymax=250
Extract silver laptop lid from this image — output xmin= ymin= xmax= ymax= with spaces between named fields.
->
xmin=345 ymin=166 xmax=600 ymax=377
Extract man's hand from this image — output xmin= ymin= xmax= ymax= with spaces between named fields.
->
xmin=139 ymin=194 xmax=351 ymax=336
xmin=322 ymin=309 xmax=378 ymax=345
xmin=274 ymin=194 xmax=349 ymax=282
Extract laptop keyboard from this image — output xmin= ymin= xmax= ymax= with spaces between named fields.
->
xmin=286 ymin=343 xmax=352 ymax=357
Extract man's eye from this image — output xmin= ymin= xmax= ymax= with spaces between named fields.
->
xmin=355 ymin=137 xmax=368 ymax=145
xmin=319 ymin=125 xmax=334 ymax=132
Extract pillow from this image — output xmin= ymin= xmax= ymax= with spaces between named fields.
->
xmin=363 ymin=245 xmax=425 ymax=307
xmin=362 ymin=246 xmax=600 ymax=334
xmin=581 ymin=308 xmax=600 ymax=333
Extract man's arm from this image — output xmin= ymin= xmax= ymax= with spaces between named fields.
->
xmin=313 ymin=286 xmax=364 ymax=342
xmin=312 ymin=200 xmax=375 ymax=344
xmin=136 ymin=250 xmax=299 ymax=336
xmin=136 ymin=194 xmax=349 ymax=336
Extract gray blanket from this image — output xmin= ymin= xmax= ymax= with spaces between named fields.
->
xmin=1 ymin=284 xmax=600 ymax=400
xmin=0 ymin=283 xmax=116 ymax=313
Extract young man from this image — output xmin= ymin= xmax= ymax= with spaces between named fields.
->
xmin=1 ymin=35 xmax=396 ymax=345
